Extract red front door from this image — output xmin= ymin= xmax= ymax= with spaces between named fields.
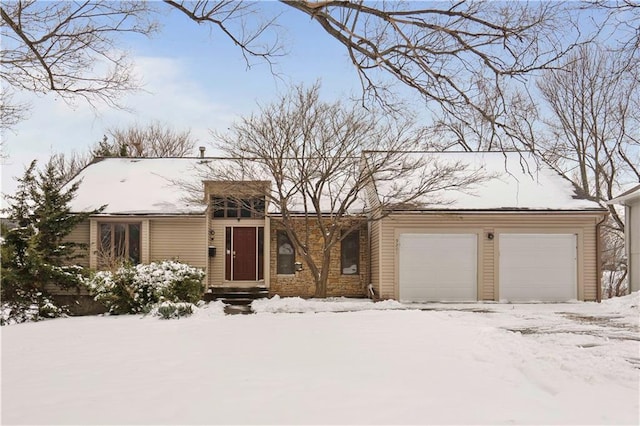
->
xmin=232 ymin=227 xmax=257 ymax=280
xmin=225 ymin=227 xmax=263 ymax=281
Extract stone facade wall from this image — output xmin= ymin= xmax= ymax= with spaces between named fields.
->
xmin=269 ymin=217 xmax=368 ymax=298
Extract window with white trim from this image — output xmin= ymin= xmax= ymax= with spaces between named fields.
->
xmin=99 ymin=222 xmax=141 ymax=266
xmin=341 ymin=230 xmax=359 ymax=275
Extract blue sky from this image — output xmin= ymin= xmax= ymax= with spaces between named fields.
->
xmin=1 ymin=2 xmax=370 ymax=197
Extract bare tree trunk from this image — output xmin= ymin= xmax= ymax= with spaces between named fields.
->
xmin=204 ymin=84 xmax=488 ymax=298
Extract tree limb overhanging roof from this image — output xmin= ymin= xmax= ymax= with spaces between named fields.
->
xmin=364 ymin=151 xmax=605 ymax=212
xmin=66 ymin=158 xmax=212 ymax=215
xmin=66 ymin=153 xmax=605 ymax=216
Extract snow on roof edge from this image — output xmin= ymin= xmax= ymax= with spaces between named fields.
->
xmin=364 ymin=151 xmax=605 ymax=211
xmin=608 ymin=184 xmax=640 ymax=205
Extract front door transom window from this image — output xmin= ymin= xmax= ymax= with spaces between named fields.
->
xmin=212 ymin=196 xmax=265 ymax=218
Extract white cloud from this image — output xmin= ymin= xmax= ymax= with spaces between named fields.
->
xmin=1 ymin=55 xmax=238 ymax=198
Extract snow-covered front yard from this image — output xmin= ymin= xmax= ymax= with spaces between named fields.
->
xmin=2 ymin=294 xmax=639 ymax=425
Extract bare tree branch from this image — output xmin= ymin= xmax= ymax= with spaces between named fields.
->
xmin=198 ymin=83 xmax=487 ymax=297
xmin=0 ymin=90 xmax=29 ymax=132
xmin=47 ymin=151 xmax=93 ymax=185
xmin=3 ymin=1 xmax=586 ymax=133
xmin=1 ymin=0 xmax=157 ymax=123
xmin=106 ymin=122 xmax=197 ymax=157
xmin=279 ymin=1 xmax=577 ymax=114
xmin=163 ymin=0 xmax=285 ymax=70
xmin=537 ymin=44 xmax=639 ymax=219
xmin=537 ymin=43 xmax=638 ymax=295
xmin=582 ymin=0 xmax=640 ymax=68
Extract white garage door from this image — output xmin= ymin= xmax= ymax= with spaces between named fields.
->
xmin=398 ymin=233 xmax=477 ymax=302
xmin=499 ymin=234 xmax=577 ymax=302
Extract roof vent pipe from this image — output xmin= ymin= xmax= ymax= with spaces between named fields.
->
xmin=199 ymin=146 xmax=205 ymax=158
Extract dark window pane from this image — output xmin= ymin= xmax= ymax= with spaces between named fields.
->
xmin=212 ymin=197 xmax=225 ymax=218
xmin=277 ymin=231 xmax=295 ymax=274
xmin=128 ymin=224 xmax=141 ymax=264
xmin=99 ymin=223 xmax=112 ymax=266
xmin=114 ymin=224 xmax=126 ymax=260
xmin=254 ymin=197 xmax=265 ymax=216
xmin=240 ymin=199 xmax=252 ymax=217
xmin=99 ymin=224 xmax=111 ymax=254
xmin=226 ymin=199 xmax=238 ymax=217
xmin=341 ymin=231 xmax=359 ymax=275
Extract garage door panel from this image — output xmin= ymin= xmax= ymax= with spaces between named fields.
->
xmin=499 ymin=234 xmax=577 ymax=302
xmin=399 ymin=234 xmax=477 ymax=302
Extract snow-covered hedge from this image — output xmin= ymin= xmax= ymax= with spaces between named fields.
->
xmin=86 ymin=261 xmax=205 ymax=315
xmin=1 ymin=296 xmax=65 ymax=326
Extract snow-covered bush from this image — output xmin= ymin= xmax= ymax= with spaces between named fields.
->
xmin=154 ymin=301 xmax=195 ymax=319
xmin=87 ymin=266 xmax=139 ymax=314
xmin=86 ymin=261 xmax=205 ymax=315
xmin=135 ymin=261 xmax=205 ymax=304
xmin=1 ymin=295 xmax=65 ymax=326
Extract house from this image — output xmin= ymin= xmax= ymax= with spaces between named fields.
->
xmin=64 ymin=157 xmax=367 ymax=300
xmin=364 ymin=152 xmax=607 ymax=302
xmin=64 ymin=152 xmax=606 ymax=303
xmin=608 ymin=185 xmax=640 ymax=293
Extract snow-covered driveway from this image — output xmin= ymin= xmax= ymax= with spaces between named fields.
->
xmin=2 ymin=294 xmax=638 ymax=425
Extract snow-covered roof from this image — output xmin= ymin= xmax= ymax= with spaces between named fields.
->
xmin=67 ymin=158 xmax=211 ymax=215
xmin=608 ymin=184 xmax=640 ymax=205
xmin=68 ymin=157 xmax=365 ymax=216
xmin=69 ymin=152 xmax=604 ymax=216
xmin=366 ymin=151 xmax=605 ymax=212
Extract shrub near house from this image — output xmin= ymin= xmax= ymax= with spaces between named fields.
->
xmin=86 ymin=260 xmax=205 ymax=315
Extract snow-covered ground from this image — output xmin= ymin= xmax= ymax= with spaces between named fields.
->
xmin=2 ymin=294 xmax=638 ymax=425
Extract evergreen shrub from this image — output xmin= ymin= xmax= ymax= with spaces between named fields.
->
xmin=155 ymin=301 xmax=195 ymax=319
xmin=86 ymin=260 xmax=205 ymax=315
xmin=1 ymin=159 xmax=103 ymax=325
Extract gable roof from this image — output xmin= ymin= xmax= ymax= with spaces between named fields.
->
xmin=67 ymin=156 xmax=365 ymax=216
xmin=67 ymin=157 xmax=210 ymax=215
xmin=608 ymin=184 xmax=640 ymax=205
xmin=365 ymin=151 xmax=605 ymax=212
xmin=68 ymin=152 xmax=605 ymax=216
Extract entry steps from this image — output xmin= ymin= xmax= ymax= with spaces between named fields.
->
xmin=203 ymin=286 xmax=269 ymax=314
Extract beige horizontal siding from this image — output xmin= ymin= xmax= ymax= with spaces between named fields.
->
xmin=369 ymin=219 xmax=381 ymax=296
xmin=365 ymin=178 xmax=385 ymax=297
xmin=379 ymin=220 xmax=396 ymax=299
xmin=208 ymin=220 xmax=228 ymax=287
xmin=150 ymin=217 xmax=207 ymax=270
xmin=45 ymin=220 xmax=91 ymax=295
xmin=378 ymin=212 xmax=605 ymax=301
xmin=482 ymin=228 xmax=495 ymax=301
xmin=583 ymin=225 xmax=598 ymax=301
xmin=65 ymin=219 xmax=90 ymax=268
